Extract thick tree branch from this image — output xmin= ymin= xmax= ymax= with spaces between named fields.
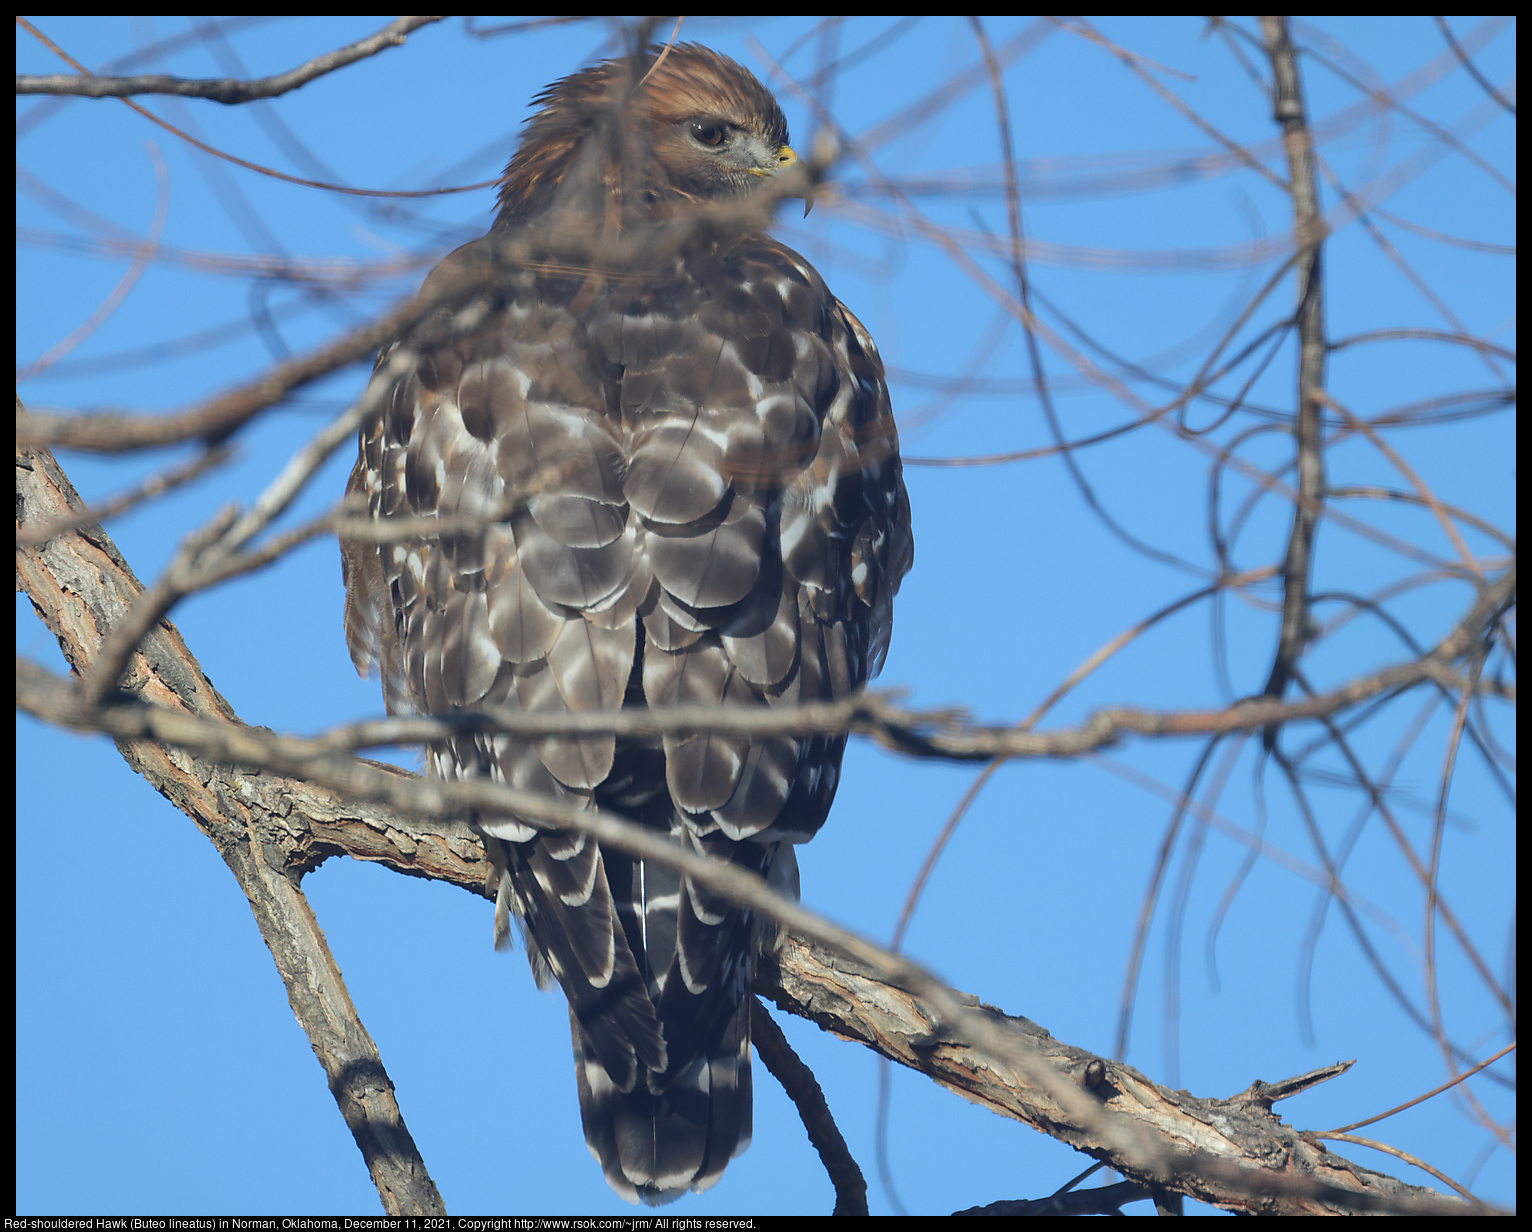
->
xmin=756 ymin=938 xmax=1483 ymax=1215
xmin=11 ymin=661 xmax=1489 ymax=1216
xmin=16 ymin=437 xmax=445 ymax=1215
xmin=17 ymin=440 xmax=1496 ymax=1216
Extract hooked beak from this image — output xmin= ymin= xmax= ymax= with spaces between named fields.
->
xmin=751 ymin=143 xmax=814 ymax=216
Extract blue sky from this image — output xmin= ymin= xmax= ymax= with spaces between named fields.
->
xmin=17 ymin=16 xmax=1515 ymax=1216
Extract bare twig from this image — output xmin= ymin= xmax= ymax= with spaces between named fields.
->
xmin=1316 ymin=391 xmax=1487 ymax=583
xmin=17 ymin=142 xmax=170 ymax=381
xmin=1060 ymin=17 xmax=1288 ymax=192
xmin=18 ymin=18 xmax=488 ymax=200
xmin=15 ymin=275 xmax=476 ymax=453
xmin=16 ymin=168 xmax=822 ymax=453
xmin=17 ymin=16 xmax=444 ymax=102
xmin=1433 ymin=16 xmax=1516 ymax=114
xmin=1326 ymin=1043 xmax=1516 ymax=1136
xmin=1307 ymin=1132 xmax=1477 ymax=1203
xmin=750 ymin=998 xmax=868 ymax=1215
xmin=1258 ymin=15 xmax=1328 ymax=729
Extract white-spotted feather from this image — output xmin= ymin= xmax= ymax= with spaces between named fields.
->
xmin=340 ymin=42 xmax=910 ymax=1204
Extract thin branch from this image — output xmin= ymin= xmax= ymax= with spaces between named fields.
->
xmin=1307 ymin=1132 xmax=1477 ymax=1203
xmin=1284 ymin=18 xmax=1515 ymax=196
xmin=15 ymin=272 xmax=477 ymax=453
xmin=255 ymin=580 xmax=1517 ymax=757
xmin=1326 ymin=1042 xmax=1517 ymax=1136
xmin=16 ymin=165 xmax=823 ymax=453
xmin=850 ymin=20 xmax=1058 ymax=155
xmin=954 ymin=1180 xmax=1157 ymax=1216
xmin=750 ymin=998 xmax=868 ymax=1215
xmin=17 ymin=141 xmax=170 ymax=381
xmin=970 ymin=17 xmax=1197 ymax=576
xmin=1365 ymin=206 xmax=1516 ymax=255
xmin=1061 ymin=17 xmax=1288 ymax=193
xmin=17 ymin=16 xmax=443 ymax=102
xmin=1259 ymin=15 xmax=1328 ymax=726
xmin=1115 ymin=737 xmax=1222 ymax=1062
xmin=1328 ymin=328 xmax=1516 ymax=360
xmin=1315 ymin=156 xmax=1508 ymax=383
xmin=1433 ymin=16 xmax=1515 ymax=114
xmin=17 ymin=18 xmax=490 ymax=200
xmin=1329 ymin=487 xmax=1519 ymax=548
xmin=1301 ymin=692 xmax=1513 ymax=1027
xmin=1317 ymin=392 xmax=1487 ymax=584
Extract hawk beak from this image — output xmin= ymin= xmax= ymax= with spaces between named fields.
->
xmin=754 ymin=144 xmax=814 ymax=216
xmin=780 ymin=145 xmax=814 ymax=217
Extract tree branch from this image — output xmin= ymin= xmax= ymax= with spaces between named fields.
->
xmin=757 ymin=936 xmax=1485 ymax=1215
xmin=17 ymin=16 xmax=445 ymax=102
xmin=16 ymin=436 xmax=445 ymax=1215
xmin=17 ymin=439 xmax=1497 ymax=1216
xmin=15 ymin=162 xmax=824 ymax=453
xmin=1259 ymin=15 xmax=1328 ymax=725
xmin=751 ymin=998 xmax=869 ymax=1215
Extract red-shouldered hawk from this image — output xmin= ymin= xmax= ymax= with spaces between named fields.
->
xmin=341 ymin=43 xmax=911 ymax=1203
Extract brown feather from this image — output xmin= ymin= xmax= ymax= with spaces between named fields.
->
xmin=342 ymin=41 xmax=911 ymax=1204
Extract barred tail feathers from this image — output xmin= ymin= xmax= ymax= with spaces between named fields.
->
xmin=571 ymin=994 xmax=752 ymax=1204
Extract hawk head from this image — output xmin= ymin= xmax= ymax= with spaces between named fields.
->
xmin=495 ymin=43 xmax=801 ymax=228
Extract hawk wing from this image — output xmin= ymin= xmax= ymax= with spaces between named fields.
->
xmin=342 ymin=226 xmax=910 ymax=1201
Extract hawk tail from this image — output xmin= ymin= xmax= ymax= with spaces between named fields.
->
xmin=570 ymin=996 xmax=753 ymax=1205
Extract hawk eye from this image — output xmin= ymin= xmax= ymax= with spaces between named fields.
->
xmin=690 ymin=120 xmax=727 ymax=148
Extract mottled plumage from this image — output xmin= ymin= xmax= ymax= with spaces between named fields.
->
xmin=341 ymin=43 xmax=911 ymax=1203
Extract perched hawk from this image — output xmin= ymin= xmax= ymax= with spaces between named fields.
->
xmin=342 ymin=43 xmax=911 ymax=1203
